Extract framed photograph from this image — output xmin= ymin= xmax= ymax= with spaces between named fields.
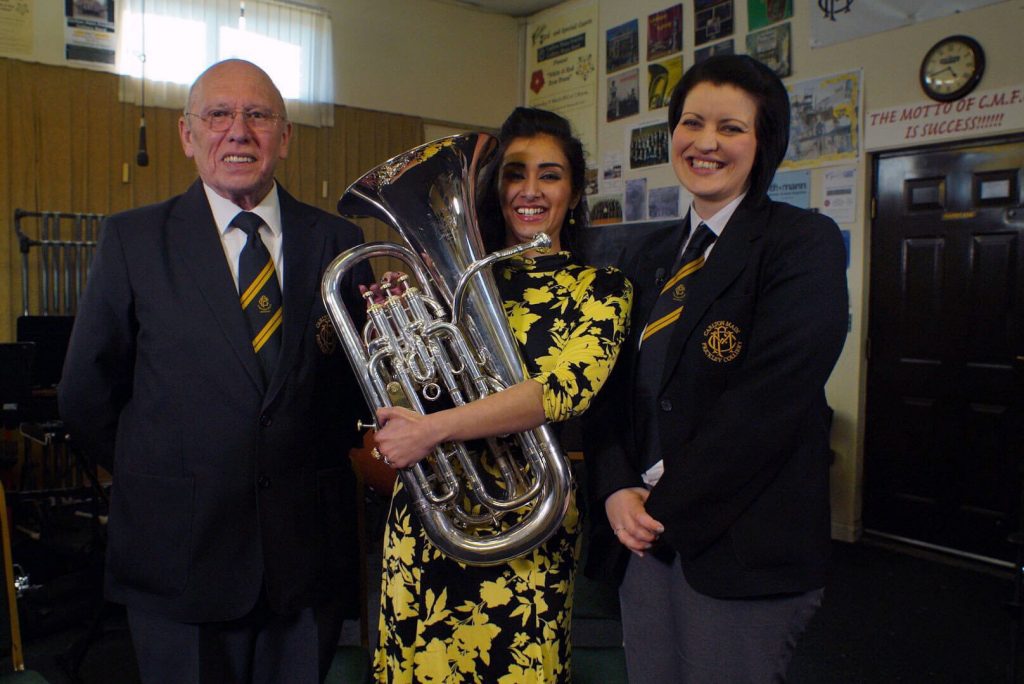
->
xmin=589 ymin=194 xmax=624 ymax=225
xmin=606 ymin=19 xmax=639 ymax=74
xmin=629 ymin=121 xmax=670 ymax=169
xmin=647 ymin=4 xmax=683 ymax=61
xmin=746 ymin=22 xmax=791 ymax=77
xmin=694 ymin=39 xmax=734 ymax=64
xmin=607 ymin=69 xmax=640 ymax=122
xmin=695 ymin=0 xmax=734 ymax=46
xmin=648 ymin=55 xmax=683 ymax=110
xmin=747 ymin=0 xmax=792 ymax=31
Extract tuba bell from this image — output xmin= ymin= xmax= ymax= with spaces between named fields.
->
xmin=321 ymin=133 xmax=573 ymax=566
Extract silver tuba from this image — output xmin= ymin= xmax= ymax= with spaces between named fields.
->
xmin=321 ymin=133 xmax=573 ymax=566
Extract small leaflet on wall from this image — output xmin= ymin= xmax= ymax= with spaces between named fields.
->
xmin=625 ymin=178 xmax=648 ymax=222
xmin=585 ymin=167 xmax=599 ymax=195
xmin=601 ymin=152 xmax=624 ymax=194
xmin=767 ymin=170 xmax=810 ymax=208
xmin=649 ymin=186 xmax=681 ymax=219
xmin=822 ymin=166 xmax=857 ymax=224
xmin=65 ymin=0 xmax=116 ymax=66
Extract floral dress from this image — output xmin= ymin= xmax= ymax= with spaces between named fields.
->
xmin=374 ymin=251 xmax=632 ymax=683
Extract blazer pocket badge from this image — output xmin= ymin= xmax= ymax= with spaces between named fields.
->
xmin=702 ymin=320 xmax=742 ymax=363
xmin=315 ymin=314 xmax=338 ymax=355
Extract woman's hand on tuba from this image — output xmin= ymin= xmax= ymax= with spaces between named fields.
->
xmin=373 ymin=405 xmax=444 ymax=468
xmin=358 ymin=271 xmax=409 ymax=306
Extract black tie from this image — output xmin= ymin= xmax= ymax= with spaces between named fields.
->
xmin=233 ymin=211 xmax=282 ymax=383
xmin=634 ymin=222 xmax=717 ymax=475
xmin=641 ymin=222 xmax=717 ymax=345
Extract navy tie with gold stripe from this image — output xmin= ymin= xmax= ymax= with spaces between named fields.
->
xmin=233 ymin=211 xmax=282 ymax=382
xmin=641 ymin=222 xmax=717 ymax=345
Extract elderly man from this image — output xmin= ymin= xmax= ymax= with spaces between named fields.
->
xmin=59 ymin=59 xmax=370 ymax=683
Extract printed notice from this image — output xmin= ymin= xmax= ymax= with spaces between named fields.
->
xmin=822 ymin=166 xmax=857 ymax=225
xmin=0 ymin=0 xmax=32 ymax=56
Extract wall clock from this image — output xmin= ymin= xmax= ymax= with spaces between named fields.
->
xmin=919 ymin=35 xmax=985 ymax=102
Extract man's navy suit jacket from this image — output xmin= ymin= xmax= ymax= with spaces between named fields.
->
xmin=59 ymin=180 xmax=371 ymax=622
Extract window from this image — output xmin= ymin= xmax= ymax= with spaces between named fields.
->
xmin=116 ymin=0 xmax=334 ymax=126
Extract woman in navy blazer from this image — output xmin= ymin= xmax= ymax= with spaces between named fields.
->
xmin=583 ymin=55 xmax=849 ymax=682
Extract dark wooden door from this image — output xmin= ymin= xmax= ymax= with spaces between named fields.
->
xmin=866 ymin=135 xmax=1024 ymax=561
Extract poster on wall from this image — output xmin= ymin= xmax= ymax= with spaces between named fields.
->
xmin=649 ymin=186 xmax=681 ymax=219
xmin=648 ymin=55 xmax=683 ymax=111
xmin=647 ymin=4 xmax=683 ymax=61
xmin=782 ymin=70 xmax=861 ymax=169
xmin=606 ymin=19 xmax=639 ymax=74
xmin=767 ymin=170 xmax=810 ymax=208
xmin=745 ymin=23 xmax=790 ymax=77
xmin=526 ymin=1 xmax=599 ymax=160
xmin=589 ymin=194 xmax=624 ymax=225
xmin=65 ymin=0 xmax=116 ymax=66
xmin=629 ymin=121 xmax=670 ymax=169
xmin=625 ymin=178 xmax=648 ymax=222
xmin=0 ymin=0 xmax=33 ymax=57
xmin=694 ymin=0 xmax=733 ymax=46
xmin=748 ymin=0 xmax=792 ymax=30
xmin=607 ymin=69 xmax=640 ymax=122
xmin=695 ymin=39 xmax=734 ymax=64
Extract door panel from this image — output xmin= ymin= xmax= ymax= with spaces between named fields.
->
xmin=866 ymin=136 xmax=1024 ymax=561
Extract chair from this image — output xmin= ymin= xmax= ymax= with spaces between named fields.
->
xmin=0 ymin=484 xmax=51 ymax=682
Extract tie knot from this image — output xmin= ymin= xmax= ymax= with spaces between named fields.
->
xmin=689 ymin=222 xmax=716 ymax=254
xmin=231 ymin=211 xmax=264 ymax=238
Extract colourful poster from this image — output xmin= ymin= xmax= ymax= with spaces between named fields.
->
xmin=648 ymin=55 xmax=683 ymax=111
xmin=748 ymin=0 xmax=792 ymax=31
xmin=782 ymin=70 xmax=861 ymax=169
xmin=647 ymin=4 xmax=683 ymax=61
xmin=606 ymin=19 xmax=639 ymax=73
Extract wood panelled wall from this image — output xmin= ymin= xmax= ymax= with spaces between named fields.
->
xmin=0 ymin=58 xmax=423 ymax=340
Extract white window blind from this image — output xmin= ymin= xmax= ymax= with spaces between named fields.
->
xmin=116 ymin=0 xmax=334 ymax=127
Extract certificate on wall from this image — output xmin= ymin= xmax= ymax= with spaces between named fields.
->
xmin=526 ymin=1 xmax=599 ymax=159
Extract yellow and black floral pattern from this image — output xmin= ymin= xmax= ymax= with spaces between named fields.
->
xmin=374 ymin=252 xmax=632 ymax=684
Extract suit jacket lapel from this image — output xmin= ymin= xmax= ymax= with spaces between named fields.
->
xmin=659 ymin=201 xmax=764 ymax=392
xmin=170 ymin=181 xmax=265 ymax=391
xmin=267 ymin=186 xmax=326 ymax=402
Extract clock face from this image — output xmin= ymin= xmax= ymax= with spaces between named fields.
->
xmin=920 ymin=36 xmax=985 ymax=102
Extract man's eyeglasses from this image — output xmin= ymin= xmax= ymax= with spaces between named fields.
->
xmin=185 ymin=109 xmax=285 ymax=132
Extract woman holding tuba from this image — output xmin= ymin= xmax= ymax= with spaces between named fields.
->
xmin=369 ymin=107 xmax=633 ymax=683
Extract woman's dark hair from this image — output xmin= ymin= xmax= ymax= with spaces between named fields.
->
xmin=477 ymin=107 xmax=588 ymax=254
xmin=667 ymin=54 xmax=790 ymax=203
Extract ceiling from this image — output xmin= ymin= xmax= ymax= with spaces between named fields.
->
xmin=447 ymin=0 xmax=565 ymax=18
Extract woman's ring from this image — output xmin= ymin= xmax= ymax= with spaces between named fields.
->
xmin=371 ymin=447 xmax=383 ymax=461
xmin=382 ymin=455 xmax=392 ymax=466
xmin=613 ymin=526 xmax=625 ymax=535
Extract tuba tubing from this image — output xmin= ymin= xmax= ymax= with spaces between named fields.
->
xmin=321 ymin=134 xmax=573 ymax=566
